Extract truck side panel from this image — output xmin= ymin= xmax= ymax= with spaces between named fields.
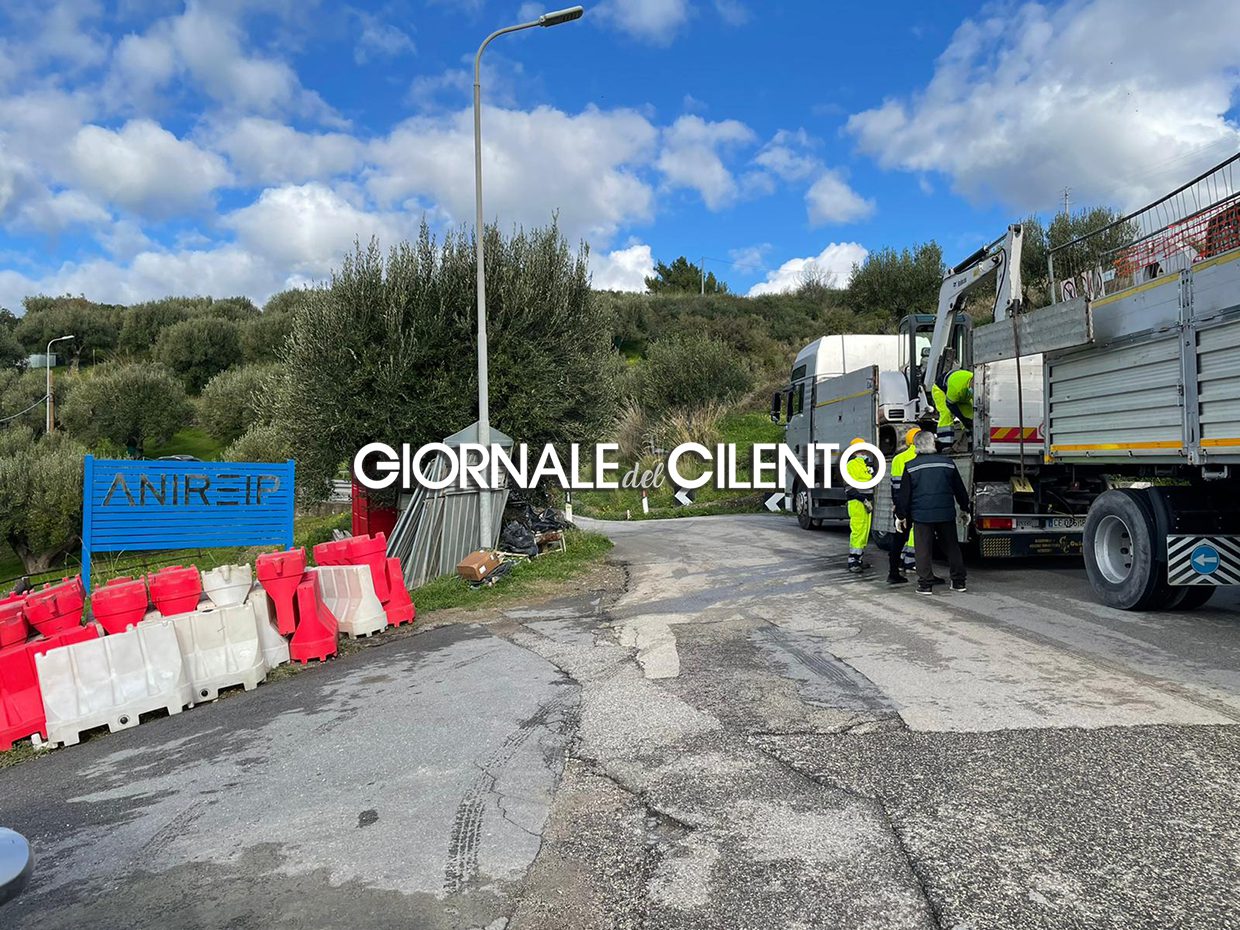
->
xmin=1196 ymin=313 xmax=1240 ymax=455
xmin=1047 ymin=334 xmax=1185 ymax=461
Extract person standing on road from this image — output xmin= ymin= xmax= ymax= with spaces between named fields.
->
xmin=895 ymin=431 xmax=969 ymax=594
xmin=844 ymin=438 xmax=874 ymax=574
xmin=887 ymin=427 xmax=920 ymax=585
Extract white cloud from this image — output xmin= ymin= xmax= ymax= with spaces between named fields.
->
xmin=211 ymin=117 xmax=362 ymax=185
xmin=747 ymin=242 xmax=868 ymax=296
xmin=806 ymin=169 xmax=875 ymax=225
xmin=107 ymin=3 xmax=335 ymax=120
xmin=0 ymin=245 xmax=286 ymax=312
xmin=753 ymin=129 xmax=819 ymax=182
xmin=596 ymin=0 xmax=692 ymax=44
xmin=657 ymin=114 xmax=756 ymax=210
xmin=354 ymin=14 xmax=415 ymax=65
xmin=69 ymin=119 xmax=232 ymax=215
xmin=590 ymin=243 xmax=654 ymax=291
xmin=713 ymin=0 xmax=749 ymax=26
xmin=225 ymin=183 xmax=412 ymax=276
xmin=369 ymin=105 xmax=659 ymax=243
xmin=728 ymin=243 xmax=770 ymax=274
xmin=846 ymin=0 xmax=1240 ymax=211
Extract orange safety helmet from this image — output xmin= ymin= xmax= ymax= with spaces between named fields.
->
xmin=904 ymin=427 xmax=922 ymax=447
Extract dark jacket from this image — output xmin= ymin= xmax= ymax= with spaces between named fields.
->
xmin=895 ymin=452 xmax=970 ymax=524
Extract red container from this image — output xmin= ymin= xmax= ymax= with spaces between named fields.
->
xmin=24 ymin=576 xmax=86 ymax=637
xmin=382 ymin=558 xmax=415 ymax=627
xmin=345 ymin=533 xmax=390 ymax=602
xmin=289 ymin=574 xmax=338 ymax=664
xmin=146 ymin=565 xmax=202 ymax=616
xmin=351 ymin=480 xmax=397 ymax=540
xmin=0 ymin=598 xmax=28 ymax=648
xmin=29 ymin=623 xmax=100 ymax=657
xmin=91 ymin=577 xmax=149 ymax=635
xmin=256 ymin=548 xmax=307 ymax=636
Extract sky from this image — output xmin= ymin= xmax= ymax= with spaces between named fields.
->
xmin=0 ymin=0 xmax=1238 ymax=310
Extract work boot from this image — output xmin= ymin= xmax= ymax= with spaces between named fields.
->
xmin=951 ymin=580 xmax=968 ymax=592
xmin=848 ymin=552 xmax=863 ymax=573
xmin=916 ymin=585 xmax=934 ymax=596
xmin=887 ymin=573 xmax=908 ymax=585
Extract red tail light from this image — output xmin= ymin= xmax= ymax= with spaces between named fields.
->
xmin=978 ymin=516 xmax=1014 ymax=531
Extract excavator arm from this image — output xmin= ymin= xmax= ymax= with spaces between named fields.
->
xmin=921 ymin=223 xmax=1024 ymax=396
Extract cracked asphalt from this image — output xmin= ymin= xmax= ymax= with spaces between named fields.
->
xmin=2 ymin=513 xmax=1239 ymax=929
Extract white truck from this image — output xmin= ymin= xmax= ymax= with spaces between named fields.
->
xmin=775 ymin=155 xmax=1240 ymax=610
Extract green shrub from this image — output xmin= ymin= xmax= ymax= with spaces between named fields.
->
xmin=154 ymin=317 xmax=243 ymax=393
xmin=222 ymin=422 xmax=290 ymax=462
xmin=0 ymin=429 xmax=86 ymax=573
xmin=60 ymin=362 xmax=190 ymax=456
xmin=199 ymin=363 xmax=277 ymax=444
xmin=638 ymin=333 xmax=752 ymax=413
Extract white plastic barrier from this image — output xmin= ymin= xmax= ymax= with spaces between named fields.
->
xmin=201 ymin=563 xmax=253 ymax=608
xmin=310 ymin=565 xmax=387 ymax=638
xmin=170 ymin=604 xmax=266 ymax=702
xmin=247 ymin=583 xmax=290 ymax=669
xmin=35 ymin=620 xmax=192 ymax=747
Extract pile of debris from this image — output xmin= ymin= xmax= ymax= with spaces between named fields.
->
xmin=455 ymin=494 xmax=570 ymax=589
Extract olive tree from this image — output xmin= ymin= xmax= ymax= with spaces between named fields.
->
xmin=272 ymin=222 xmax=618 ymax=495
xmin=60 ymin=362 xmax=190 ymax=456
xmin=0 ymin=428 xmax=86 ymax=573
xmin=154 ymin=317 xmax=243 ymax=393
xmin=199 ymin=363 xmax=276 ymax=444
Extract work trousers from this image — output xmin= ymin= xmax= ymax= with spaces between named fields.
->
xmin=847 ymin=500 xmax=871 ymax=553
xmin=913 ymin=520 xmax=966 ymax=588
xmin=887 ymin=522 xmax=917 ymax=576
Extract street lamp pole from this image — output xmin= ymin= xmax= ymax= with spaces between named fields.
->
xmin=45 ymin=334 xmax=74 ymax=434
xmin=472 ymin=5 xmax=584 ymax=550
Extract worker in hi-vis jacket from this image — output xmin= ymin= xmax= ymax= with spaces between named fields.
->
xmin=932 ymin=367 xmax=974 ymax=449
xmin=887 ymin=428 xmax=920 ymax=584
xmin=844 ymin=438 xmax=874 ymax=573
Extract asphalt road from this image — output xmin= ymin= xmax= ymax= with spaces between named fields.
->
xmin=2 ymin=513 xmax=1238 ymax=929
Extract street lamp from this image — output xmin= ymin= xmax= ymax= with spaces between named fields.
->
xmin=45 ymin=334 xmax=74 ymax=434
xmin=472 ymin=5 xmax=584 ymax=549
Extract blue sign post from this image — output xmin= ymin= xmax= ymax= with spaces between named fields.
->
xmin=81 ymin=456 xmax=296 ymax=591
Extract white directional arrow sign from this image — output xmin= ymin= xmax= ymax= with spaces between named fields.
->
xmin=764 ymin=492 xmax=785 ymax=513
xmin=674 ymin=489 xmax=693 ymax=507
xmin=1192 ymin=548 xmax=1219 ymax=572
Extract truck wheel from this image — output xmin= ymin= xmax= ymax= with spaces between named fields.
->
xmin=1083 ymin=490 xmax=1163 ymax=610
xmin=794 ymin=482 xmax=814 ymax=531
xmin=1168 ymin=586 xmax=1216 ymax=610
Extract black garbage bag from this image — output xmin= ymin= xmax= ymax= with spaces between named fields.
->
xmin=500 ymin=521 xmax=538 ymax=557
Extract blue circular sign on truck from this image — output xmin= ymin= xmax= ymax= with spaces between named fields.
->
xmin=1189 ymin=544 xmax=1221 ymax=575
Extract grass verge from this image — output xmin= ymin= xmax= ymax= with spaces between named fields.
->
xmin=411 ymin=529 xmax=613 ymax=613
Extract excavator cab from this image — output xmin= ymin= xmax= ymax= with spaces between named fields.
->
xmin=899 ymin=311 xmax=974 ymax=409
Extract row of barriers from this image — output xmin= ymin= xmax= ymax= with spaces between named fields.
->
xmin=0 ymin=533 xmax=416 ymax=752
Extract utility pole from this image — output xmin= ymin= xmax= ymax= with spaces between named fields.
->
xmin=700 ymin=256 xmax=705 ymax=295
xmin=472 ymin=5 xmax=584 ymax=550
xmin=1061 ymin=187 xmax=1071 ymax=216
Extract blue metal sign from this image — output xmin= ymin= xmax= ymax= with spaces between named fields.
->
xmin=81 ymin=456 xmax=295 ymax=591
xmin=1189 ymin=544 xmax=1220 ymax=575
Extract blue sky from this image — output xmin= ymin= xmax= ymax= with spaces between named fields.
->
xmin=0 ymin=0 xmax=1237 ymax=308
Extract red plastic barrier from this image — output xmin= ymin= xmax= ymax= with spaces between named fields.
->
xmin=146 ymin=565 xmax=202 ymax=616
xmin=0 ymin=624 xmax=99 ymax=750
xmin=256 ymin=548 xmax=307 ymax=636
xmin=311 ymin=539 xmax=349 ymax=567
xmin=347 ymin=533 xmax=390 ymax=602
xmin=91 ymin=577 xmax=150 ymax=635
xmin=289 ymin=574 xmax=338 ymax=663
xmin=24 ymin=576 xmax=86 ymax=637
xmin=382 ymin=558 xmax=415 ymax=627
xmin=0 ymin=598 xmax=28 ymax=648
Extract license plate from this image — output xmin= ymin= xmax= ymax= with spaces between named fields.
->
xmin=1049 ymin=517 xmax=1085 ymax=530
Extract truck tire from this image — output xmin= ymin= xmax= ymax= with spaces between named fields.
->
xmin=1166 ymin=585 xmax=1216 ymax=611
xmin=1083 ymin=489 xmax=1164 ymax=610
xmin=794 ymin=482 xmax=815 ymax=531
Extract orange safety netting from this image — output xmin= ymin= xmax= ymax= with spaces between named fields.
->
xmin=1113 ymin=198 xmax=1240 ymax=277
